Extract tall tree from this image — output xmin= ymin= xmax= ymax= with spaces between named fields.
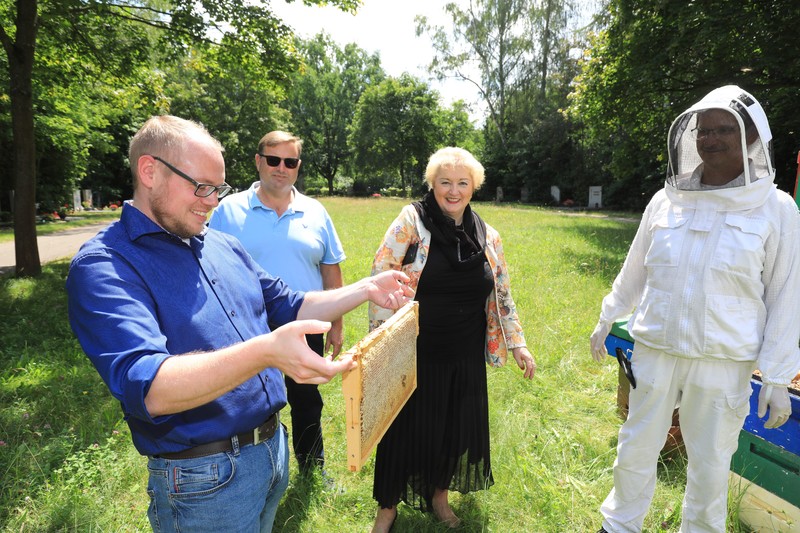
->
xmin=417 ymin=0 xmax=585 ymax=202
xmin=417 ymin=0 xmax=531 ymax=149
xmin=348 ymin=74 xmax=442 ymax=193
xmin=438 ymin=99 xmax=483 ymax=156
xmin=0 ymin=0 xmax=357 ymax=277
xmin=287 ymin=33 xmax=384 ymax=195
xmin=163 ymin=40 xmax=289 ymax=189
xmin=2 ymin=0 xmax=39 ymax=276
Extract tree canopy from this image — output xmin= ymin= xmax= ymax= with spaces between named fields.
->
xmin=569 ymin=0 xmax=800 ymax=208
xmin=0 ymin=0 xmax=356 ymax=276
xmin=3 ymin=0 xmax=800 ymax=277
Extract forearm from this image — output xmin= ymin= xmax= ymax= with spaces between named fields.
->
xmin=321 ymin=263 xmax=344 ymax=329
xmin=297 ymin=279 xmax=370 ymax=323
xmin=145 ymin=335 xmax=275 ymax=416
xmin=758 ymin=220 xmax=800 ymax=385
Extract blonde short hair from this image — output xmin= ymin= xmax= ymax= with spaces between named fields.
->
xmin=129 ymin=115 xmax=223 ymax=185
xmin=257 ymin=130 xmax=303 ymax=156
xmin=424 ymin=147 xmax=485 ymax=190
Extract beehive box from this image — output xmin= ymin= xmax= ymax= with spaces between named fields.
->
xmin=743 ymin=375 xmax=800 ymax=454
xmin=730 ymin=431 xmax=800 ymax=532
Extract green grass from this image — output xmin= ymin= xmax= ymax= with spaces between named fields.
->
xmin=0 ymin=210 xmax=122 ymax=244
xmin=0 ymin=198 xmax=756 ymax=531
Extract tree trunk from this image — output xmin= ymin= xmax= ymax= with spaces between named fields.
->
xmin=539 ymin=0 xmax=552 ymax=102
xmin=3 ymin=0 xmax=41 ymax=277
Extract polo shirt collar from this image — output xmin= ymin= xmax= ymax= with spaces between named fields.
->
xmin=247 ymin=182 xmax=310 ymax=214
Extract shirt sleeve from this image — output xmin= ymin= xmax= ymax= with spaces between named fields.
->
xmin=66 ymin=249 xmax=171 ymax=423
xmin=368 ymin=206 xmax=418 ymax=328
xmin=756 ymin=198 xmax=800 ymax=386
xmin=319 ymin=208 xmax=346 ymax=265
xmin=597 ymin=196 xmax=657 ymax=326
xmin=488 ymin=229 xmax=526 ymax=349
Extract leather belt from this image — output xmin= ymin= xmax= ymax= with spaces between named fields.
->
xmin=157 ymin=412 xmax=279 ymax=460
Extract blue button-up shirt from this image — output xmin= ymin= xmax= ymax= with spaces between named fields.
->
xmin=66 ymin=203 xmax=304 ymax=456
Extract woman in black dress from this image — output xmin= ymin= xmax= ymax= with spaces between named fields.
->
xmin=368 ymin=147 xmax=535 ymax=532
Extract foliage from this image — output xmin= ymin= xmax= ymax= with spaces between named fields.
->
xmin=0 ymin=0 xmax=358 ymax=276
xmin=349 ymin=74 xmax=444 ymax=193
xmin=418 ymin=0 xmax=532 ymax=149
xmin=161 ymin=42 xmax=288 ymax=189
xmin=437 ymin=99 xmax=485 ymax=156
xmin=419 ymin=0 xmax=594 ymax=205
xmin=568 ymin=0 xmax=800 ymax=205
xmin=6 ymin=0 xmax=800 ymax=280
xmin=287 ymin=33 xmax=386 ymax=195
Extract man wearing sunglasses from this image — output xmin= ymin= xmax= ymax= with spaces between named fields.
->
xmin=66 ymin=116 xmax=413 ymax=532
xmin=209 ymin=130 xmax=345 ymax=483
xmin=589 ymin=86 xmax=800 ymax=533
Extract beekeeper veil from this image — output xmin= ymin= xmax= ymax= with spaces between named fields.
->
xmin=666 ymin=85 xmax=773 ymax=190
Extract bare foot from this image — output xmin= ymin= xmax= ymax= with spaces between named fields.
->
xmin=432 ymin=489 xmax=461 ymax=528
xmin=371 ymin=506 xmax=397 ymax=533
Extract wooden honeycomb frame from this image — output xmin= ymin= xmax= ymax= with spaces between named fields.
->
xmin=341 ymin=301 xmax=419 ymax=472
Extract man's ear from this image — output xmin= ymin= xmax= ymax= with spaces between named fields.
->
xmin=137 ymin=155 xmax=157 ymax=190
xmin=745 ymin=125 xmax=760 ymax=146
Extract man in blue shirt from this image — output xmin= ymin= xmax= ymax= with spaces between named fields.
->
xmin=208 ymin=131 xmax=345 ymax=478
xmin=66 ymin=115 xmax=413 ymax=533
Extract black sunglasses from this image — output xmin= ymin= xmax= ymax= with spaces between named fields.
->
xmin=258 ymin=153 xmax=300 ymax=169
xmin=615 ymin=347 xmax=636 ymax=389
xmin=152 ymin=156 xmax=233 ymax=199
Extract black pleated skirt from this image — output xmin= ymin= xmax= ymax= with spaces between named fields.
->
xmin=372 ymin=241 xmax=495 ymax=511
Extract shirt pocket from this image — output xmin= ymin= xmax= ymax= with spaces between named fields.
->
xmin=710 ymin=214 xmax=768 ymax=279
xmin=703 ymin=294 xmax=765 ymax=357
xmin=644 ymin=212 xmax=689 ymax=267
xmin=630 ymin=284 xmax=672 ymax=348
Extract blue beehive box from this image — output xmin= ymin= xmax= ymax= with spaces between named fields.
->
xmin=604 ymin=318 xmax=633 ymax=360
xmin=742 ymin=378 xmax=800 ymax=455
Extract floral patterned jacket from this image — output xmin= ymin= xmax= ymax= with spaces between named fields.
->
xmin=368 ymin=204 xmax=526 ymax=367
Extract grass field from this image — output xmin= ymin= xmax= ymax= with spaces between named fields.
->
xmin=0 ymin=197 xmax=755 ymax=531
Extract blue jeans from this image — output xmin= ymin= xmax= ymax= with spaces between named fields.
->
xmin=146 ymin=423 xmax=289 ymax=532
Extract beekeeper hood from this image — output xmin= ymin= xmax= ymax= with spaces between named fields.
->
xmin=666 ymin=85 xmax=774 ymax=210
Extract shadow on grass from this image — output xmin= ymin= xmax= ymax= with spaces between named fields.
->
xmin=559 ymin=221 xmax=639 ymax=285
xmin=0 ymin=261 xmax=123 ymax=526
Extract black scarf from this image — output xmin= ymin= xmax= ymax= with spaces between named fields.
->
xmin=413 ymin=191 xmax=487 ymax=270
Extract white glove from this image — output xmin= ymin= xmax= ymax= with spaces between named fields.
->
xmin=757 ymin=384 xmax=792 ymax=429
xmin=590 ymin=320 xmax=611 ymax=363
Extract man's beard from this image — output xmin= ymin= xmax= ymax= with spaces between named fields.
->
xmin=150 ymin=194 xmax=201 ymax=239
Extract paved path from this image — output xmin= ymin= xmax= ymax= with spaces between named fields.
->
xmin=0 ymin=222 xmax=109 ymax=275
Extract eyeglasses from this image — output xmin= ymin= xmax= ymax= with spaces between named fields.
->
xmin=258 ymin=154 xmax=300 ymax=169
xmin=615 ymin=347 xmax=636 ymax=389
xmin=152 ymin=156 xmax=233 ymax=199
xmin=691 ymin=126 xmax=738 ymax=139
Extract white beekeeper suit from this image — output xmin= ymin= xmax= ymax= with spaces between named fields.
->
xmin=590 ymin=85 xmax=800 ymax=533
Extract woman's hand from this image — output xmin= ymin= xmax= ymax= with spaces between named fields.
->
xmin=367 ymin=270 xmax=415 ymax=309
xmin=512 ymin=347 xmax=536 ymax=379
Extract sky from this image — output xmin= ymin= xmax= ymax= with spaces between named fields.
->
xmin=270 ymin=0 xmax=482 ymax=119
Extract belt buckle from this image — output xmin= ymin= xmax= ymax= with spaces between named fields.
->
xmin=253 ymin=425 xmax=261 ymax=446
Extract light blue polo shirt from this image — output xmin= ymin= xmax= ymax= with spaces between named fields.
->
xmin=208 ymin=183 xmax=345 ymax=292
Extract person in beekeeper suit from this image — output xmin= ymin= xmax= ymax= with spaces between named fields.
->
xmin=589 ymin=85 xmax=800 ymax=533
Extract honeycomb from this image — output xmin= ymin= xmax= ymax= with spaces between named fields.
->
xmin=341 ymin=301 xmax=419 ymax=471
